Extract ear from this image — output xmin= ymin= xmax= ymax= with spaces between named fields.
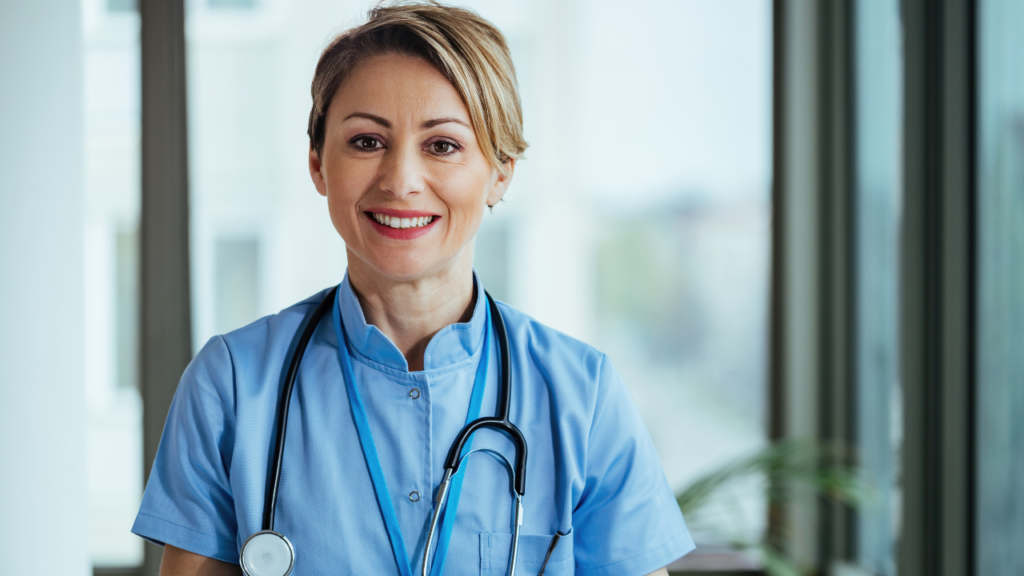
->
xmin=485 ymin=158 xmax=515 ymax=207
xmin=309 ymin=145 xmax=328 ymax=197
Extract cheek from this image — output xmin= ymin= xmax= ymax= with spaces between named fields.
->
xmin=325 ymin=161 xmax=373 ymax=232
xmin=439 ymin=173 xmax=490 ymax=233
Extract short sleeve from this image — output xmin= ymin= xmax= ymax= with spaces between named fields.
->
xmin=572 ymin=355 xmax=695 ymax=576
xmin=131 ymin=336 xmax=240 ymax=563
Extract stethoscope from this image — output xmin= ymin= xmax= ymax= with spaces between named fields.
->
xmin=238 ymin=285 xmax=528 ymax=576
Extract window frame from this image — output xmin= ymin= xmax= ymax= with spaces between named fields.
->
xmin=770 ymin=1 xmax=978 ymax=575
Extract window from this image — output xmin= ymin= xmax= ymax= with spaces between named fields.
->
xmin=854 ymin=1 xmax=902 ymax=573
xmin=107 ymin=0 xmax=136 ymax=13
xmin=214 ymin=238 xmax=260 ymax=335
xmin=977 ymin=0 xmax=1024 ymax=573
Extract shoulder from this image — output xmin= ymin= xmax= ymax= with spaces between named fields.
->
xmin=492 ymin=300 xmax=616 ymax=412
xmin=184 ymin=287 xmax=335 ymax=396
xmin=217 ymin=288 xmax=332 ymax=356
xmin=493 ymin=300 xmax=607 ymax=372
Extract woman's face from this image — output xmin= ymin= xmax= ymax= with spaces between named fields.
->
xmin=309 ymin=52 xmax=512 ymax=283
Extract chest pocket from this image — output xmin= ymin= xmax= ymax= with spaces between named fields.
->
xmin=480 ymin=531 xmax=574 ymax=576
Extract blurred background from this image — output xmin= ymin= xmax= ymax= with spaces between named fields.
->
xmin=0 ymin=0 xmax=1021 ymax=575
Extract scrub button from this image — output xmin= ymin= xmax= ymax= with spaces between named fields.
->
xmin=409 ymin=388 xmax=421 ymax=399
xmin=409 ymin=491 xmax=420 ymax=502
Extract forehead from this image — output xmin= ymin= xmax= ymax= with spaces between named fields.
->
xmin=329 ymin=52 xmax=471 ymax=124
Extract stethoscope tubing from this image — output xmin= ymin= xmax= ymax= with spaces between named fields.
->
xmin=262 ymin=286 xmax=338 ymax=531
xmin=441 ymin=295 xmax=528 ymax=496
xmin=421 ymin=294 xmax=527 ymax=576
xmin=256 ymin=286 xmax=526 ymax=576
xmin=422 ymin=448 xmax=523 ymax=576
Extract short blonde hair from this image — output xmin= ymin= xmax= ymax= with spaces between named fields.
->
xmin=307 ymin=1 xmax=527 ymax=176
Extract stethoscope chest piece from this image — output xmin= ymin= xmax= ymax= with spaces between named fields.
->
xmin=240 ymin=530 xmax=295 ymax=576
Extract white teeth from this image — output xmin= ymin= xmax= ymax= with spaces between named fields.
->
xmin=372 ymin=213 xmax=433 ymax=229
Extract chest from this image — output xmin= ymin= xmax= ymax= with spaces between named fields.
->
xmin=229 ymin=347 xmax=578 ymax=575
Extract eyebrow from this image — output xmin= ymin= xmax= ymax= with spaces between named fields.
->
xmin=421 ymin=117 xmax=471 ymax=129
xmin=342 ymin=112 xmax=470 ymax=130
xmin=343 ymin=112 xmax=391 ymax=128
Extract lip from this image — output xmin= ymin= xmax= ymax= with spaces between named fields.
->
xmin=367 ymin=208 xmax=439 ymax=218
xmin=364 ymin=209 xmax=440 ymax=240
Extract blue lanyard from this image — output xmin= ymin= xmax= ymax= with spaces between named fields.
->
xmin=332 ymin=287 xmax=491 ymax=576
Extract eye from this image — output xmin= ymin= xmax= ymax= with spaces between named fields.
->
xmin=427 ymin=138 xmax=461 ymax=156
xmin=350 ymin=135 xmax=384 ymax=151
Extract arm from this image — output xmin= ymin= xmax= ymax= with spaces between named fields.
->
xmin=161 ymin=544 xmax=242 ymax=576
xmin=571 ymin=355 xmax=694 ymax=575
xmin=132 ymin=337 xmax=242 ymax=568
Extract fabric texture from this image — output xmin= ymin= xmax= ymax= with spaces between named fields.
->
xmin=132 ymin=272 xmax=695 ymax=575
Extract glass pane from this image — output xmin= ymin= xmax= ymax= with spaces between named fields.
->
xmin=977 ymin=1 xmax=1024 ymax=573
xmin=82 ymin=0 xmax=144 ymax=567
xmin=186 ymin=0 xmax=771 ymax=563
xmin=854 ymin=1 xmax=903 ymax=574
xmin=214 ymin=238 xmax=260 ymax=334
xmin=186 ymin=0 xmax=351 ymax=343
xmin=573 ymin=2 xmax=772 ymax=549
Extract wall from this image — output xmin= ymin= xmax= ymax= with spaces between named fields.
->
xmin=0 ymin=0 xmax=92 ymax=574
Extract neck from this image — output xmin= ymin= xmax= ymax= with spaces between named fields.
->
xmin=346 ymin=250 xmax=476 ymax=372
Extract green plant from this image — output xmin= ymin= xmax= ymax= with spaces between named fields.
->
xmin=675 ymin=439 xmax=871 ymax=576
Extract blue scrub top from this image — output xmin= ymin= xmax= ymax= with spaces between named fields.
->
xmin=133 ymin=273 xmax=694 ymax=576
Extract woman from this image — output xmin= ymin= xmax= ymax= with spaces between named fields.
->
xmin=132 ymin=3 xmax=694 ymax=575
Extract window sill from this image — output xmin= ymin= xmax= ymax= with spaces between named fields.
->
xmin=667 ymin=545 xmax=762 ymax=575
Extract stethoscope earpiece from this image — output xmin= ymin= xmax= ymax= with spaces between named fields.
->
xmin=240 ymin=530 xmax=295 ymax=576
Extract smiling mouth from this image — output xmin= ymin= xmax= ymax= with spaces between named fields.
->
xmin=367 ymin=212 xmax=437 ymax=229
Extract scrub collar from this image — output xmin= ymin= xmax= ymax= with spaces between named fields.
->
xmin=336 ymin=272 xmax=488 ymax=373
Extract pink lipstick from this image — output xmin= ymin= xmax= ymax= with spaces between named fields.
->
xmin=364 ymin=209 xmax=440 ymax=240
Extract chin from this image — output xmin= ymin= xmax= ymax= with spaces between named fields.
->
xmin=365 ymin=249 xmax=446 ymax=282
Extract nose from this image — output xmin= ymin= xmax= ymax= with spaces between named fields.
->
xmin=377 ymin=144 xmax=425 ymax=199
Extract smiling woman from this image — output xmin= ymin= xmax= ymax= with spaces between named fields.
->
xmin=133 ymin=3 xmax=691 ymax=576
xmin=311 ymin=52 xmax=508 ymax=283
xmin=310 ymin=51 xmax=511 ymax=368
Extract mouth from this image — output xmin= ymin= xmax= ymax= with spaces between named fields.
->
xmin=367 ymin=212 xmax=437 ymax=229
xmin=364 ymin=209 xmax=440 ymax=240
